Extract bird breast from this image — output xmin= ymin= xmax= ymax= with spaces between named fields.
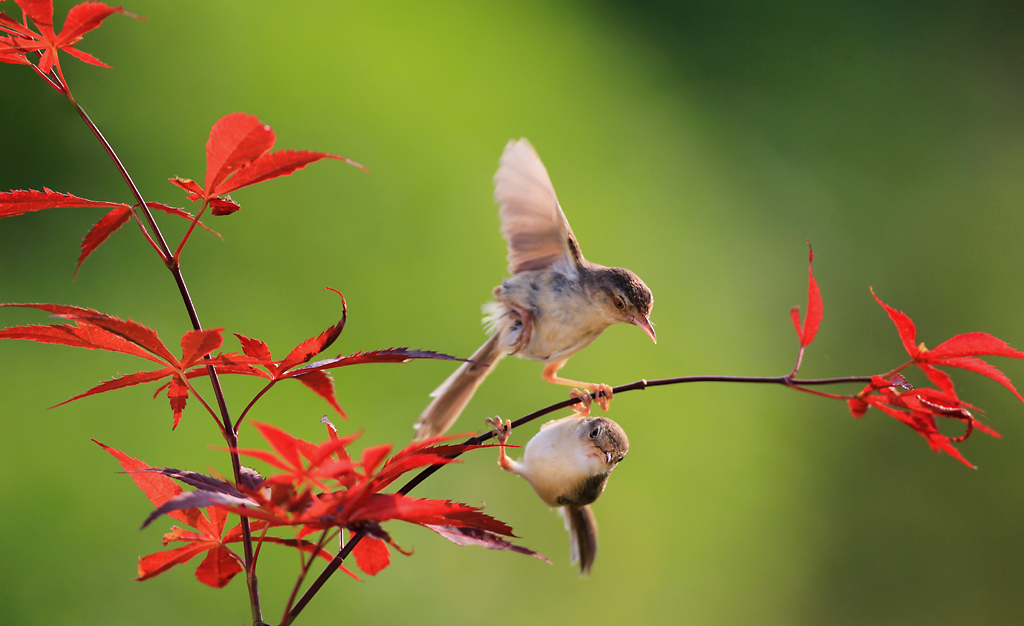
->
xmin=489 ymin=269 xmax=612 ymax=363
xmin=518 ymin=419 xmax=609 ymax=507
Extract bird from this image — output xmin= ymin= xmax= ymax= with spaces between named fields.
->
xmin=485 ymin=414 xmax=629 ymax=574
xmin=413 ymin=138 xmax=655 ymax=441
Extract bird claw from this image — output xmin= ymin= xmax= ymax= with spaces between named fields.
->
xmin=570 ymin=384 xmax=613 ymax=416
xmin=505 ymin=302 xmax=533 ymax=354
xmin=486 ymin=416 xmax=511 ymax=445
xmin=592 ymin=383 xmax=613 ymax=412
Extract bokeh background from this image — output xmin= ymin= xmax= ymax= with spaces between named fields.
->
xmin=2 ymin=1 xmax=1024 ymax=624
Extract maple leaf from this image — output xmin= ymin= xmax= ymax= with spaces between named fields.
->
xmin=790 ymin=243 xmax=823 ymax=348
xmin=0 ymin=0 xmax=139 ymax=90
xmin=871 ymin=289 xmax=1024 ymax=401
xmin=350 ymin=531 xmax=392 ymax=576
xmin=0 ymin=189 xmax=217 ymax=273
xmin=97 ymin=440 xmax=357 ymax=586
xmin=847 ymin=292 xmax=1024 ymax=467
xmin=139 ymin=422 xmax=544 ymax=575
xmin=0 ymin=303 xmax=247 ymax=428
xmin=170 ymin=112 xmax=366 ymax=218
xmin=224 ymin=290 xmax=466 ymax=423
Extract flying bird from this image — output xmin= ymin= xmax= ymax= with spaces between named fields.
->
xmin=413 ymin=138 xmax=655 ymax=441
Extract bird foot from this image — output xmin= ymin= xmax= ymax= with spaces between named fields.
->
xmin=505 ymin=302 xmax=533 ymax=354
xmin=570 ymin=384 xmax=613 ymax=416
xmin=486 ymin=416 xmax=512 ymax=446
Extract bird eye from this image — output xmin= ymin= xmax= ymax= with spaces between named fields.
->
xmin=589 ymin=428 xmax=600 ymax=439
xmin=613 ymin=296 xmax=626 ymax=310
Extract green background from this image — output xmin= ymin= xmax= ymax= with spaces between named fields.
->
xmin=2 ymin=1 xmax=1024 ymax=624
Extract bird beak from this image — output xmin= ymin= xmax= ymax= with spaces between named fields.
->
xmin=631 ymin=316 xmax=657 ymax=344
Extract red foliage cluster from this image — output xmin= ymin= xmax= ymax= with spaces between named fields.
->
xmin=96 ymin=420 xmax=544 ymax=586
xmin=0 ymin=0 xmax=136 ymax=83
xmin=790 ymin=248 xmax=1024 ymax=468
xmin=0 ymin=294 xmax=462 ymax=430
xmin=845 ymin=290 xmax=1024 ymax=467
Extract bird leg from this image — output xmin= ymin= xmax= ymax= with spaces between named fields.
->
xmin=541 ymin=360 xmax=613 ymax=415
xmin=485 ymin=416 xmax=519 ymax=473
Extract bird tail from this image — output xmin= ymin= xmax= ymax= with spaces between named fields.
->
xmin=413 ymin=332 xmax=506 ymax=441
xmin=563 ymin=504 xmax=598 ymax=575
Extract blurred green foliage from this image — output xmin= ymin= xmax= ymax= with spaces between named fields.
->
xmin=2 ymin=1 xmax=1023 ymax=624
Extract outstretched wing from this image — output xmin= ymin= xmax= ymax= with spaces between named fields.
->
xmin=493 ymin=139 xmax=583 ymax=275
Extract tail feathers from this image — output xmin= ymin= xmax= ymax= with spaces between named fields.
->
xmin=413 ymin=333 xmax=505 ymax=441
xmin=563 ymin=504 xmax=598 ymax=575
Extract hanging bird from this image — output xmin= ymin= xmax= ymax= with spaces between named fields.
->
xmin=485 ymin=414 xmax=629 ymax=574
xmin=413 ymin=138 xmax=655 ymax=441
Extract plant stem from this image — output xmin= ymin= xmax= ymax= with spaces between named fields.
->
xmin=71 ymin=97 xmax=263 ymax=625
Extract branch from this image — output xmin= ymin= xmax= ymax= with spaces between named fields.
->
xmin=69 ymin=97 xmax=263 ymax=625
xmin=283 ymin=371 xmax=874 ymax=623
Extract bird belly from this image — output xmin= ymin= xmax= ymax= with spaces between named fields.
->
xmin=492 ymin=272 xmax=608 ymax=363
xmin=519 ymin=419 xmax=605 ymax=507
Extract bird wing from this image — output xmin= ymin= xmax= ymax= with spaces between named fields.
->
xmin=494 ymin=138 xmax=583 ymax=275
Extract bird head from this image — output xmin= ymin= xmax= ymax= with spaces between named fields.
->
xmin=600 ymin=267 xmax=656 ymax=343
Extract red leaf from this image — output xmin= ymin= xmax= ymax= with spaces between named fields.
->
xmin=289 ymin=347 xmax=466 ymax=376
xmin=169 ymin=177 xmax=203 ymax=200
xmin=351 ymin=533 xmax=391 ymax=576
xmin=137 ymin=540 xmax=215 ymax=581
xmin=927 ymin=332 xmax=1024 ymax=361
xmin=93 ymin=440 xmax=202 ymax=528
xmin=8 ymin=303 xmax=179 ymax=364
xmin=179 ymin=328 xmax=224 ymax=367
xmin=791 ymin=243 xmax=823 ymax=347
xmin=361 ymin=444 xmax=392 ymax=475
xmin=293 ymin=370 xmax=346 ymax=418
xmin=76 ymin=206 xmax=131 ymax=273
xmin=204 ymin=113 xmax=276 ymax=193
xmin=235 ymin=333 xmax=273 ymax=361
xmin=931 ymin=356 xmax=1024 ymax=403
xmin=65 ymin=312 xmax=178 ymax=364
xmin=0 ymin=314 xmax=161 ymax=363
xmin=252 ymin=422 xmax=305 ymax=471
xmin=209 ymin=197 xmax=241 ymax=215
xmin=277 ymin=289 xmax=348 ymax=372
xmin=424 ymin=525 xmax=549 ymax=562
xmin=193 ymin=545 xmax=243 ymax=588
xmin=0 ymin=41 xmax=30 ymax=64
xmin=871 ymin=288 xmax=919 ymax=358
xmin=346 ymin=494 xmax=476 ymax=526
xmin=168 ymin=375 xmax=189 ymax=429
xmin=74 ymin=202 xmax=217 ymax=276
xmin=61 ymin=2 xmax=132 ymax=42
xmin=214 ymin=150 xmax=346 ymax=196
xmin=0 ymin=2 xmax=135 ymax=77
xmin=54 ymin=368 xmax=172 ymax=407
xmin=0 ymin=188 xmax=126 ymax=217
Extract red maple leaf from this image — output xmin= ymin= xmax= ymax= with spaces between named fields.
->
xmin=137 ymin=423 xmax=544 ymax=577
xmin=222 ymin=289 xmax=465 ymax=426
xmin=0 ymin=0 xmax=139 ymax=90
xmin=790 ymin=243 xmax=823 ymax=348
xmin=0 ymin=189 xmax=218 ymax=273
xmin=871 ymin=289 xmax=1024 ymax=401
xmin=95 ymin=440 xmax=352 ymax=586
xmin=847 ymin=292 xmax=1024 ymax=467
xmin=0 ymin=303 xmax=252 ymax=428
xmin=169 ymin=112 xmax=366 ymax=219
